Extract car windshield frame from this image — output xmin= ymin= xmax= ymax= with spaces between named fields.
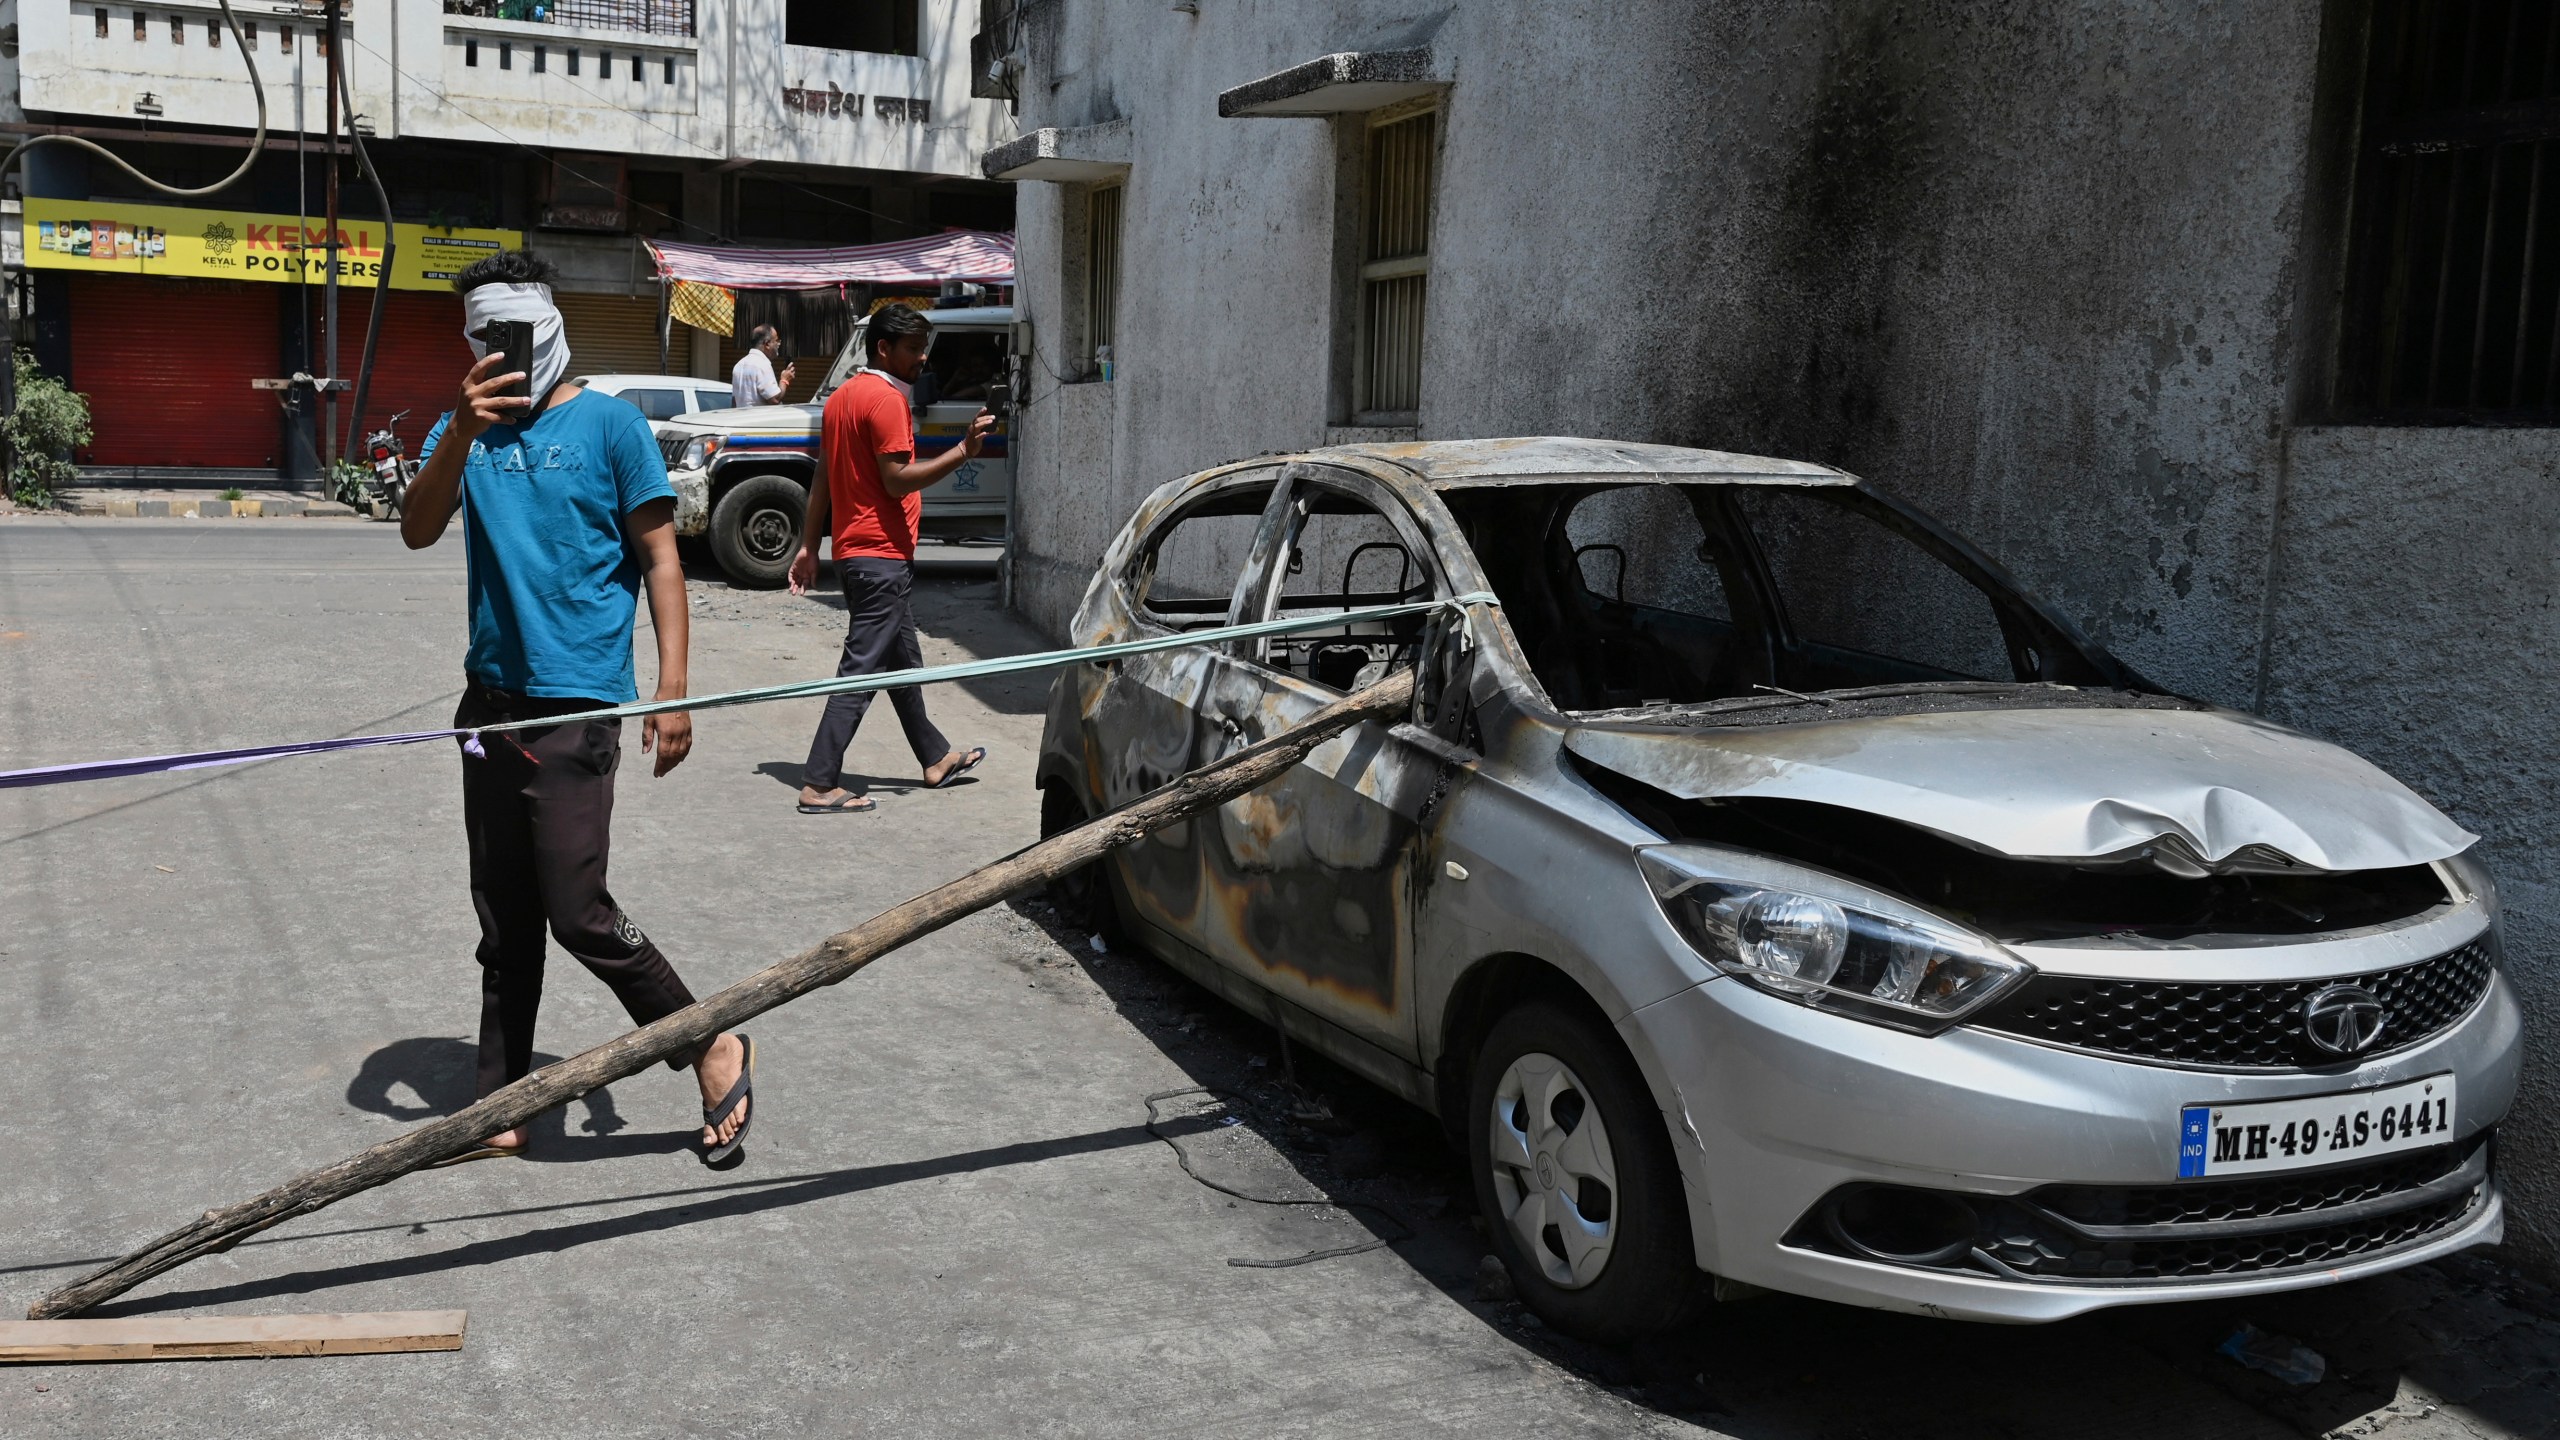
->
xmin=1425 ymin=473 xmax=2148 ymax=719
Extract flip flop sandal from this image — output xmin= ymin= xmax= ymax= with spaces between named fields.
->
xmin=798 ymin=793 xmax=877 ymax=815
xmin=701 ymin=1034 xmax=756 ymax=1169
xmin=928 ymin=746 xmax=988 ymax=789
xmin=429 ymin=1142 xmax=526 ymax=1169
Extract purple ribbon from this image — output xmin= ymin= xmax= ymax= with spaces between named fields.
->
xmin=0 ymin=730 xmax=467 ymax=791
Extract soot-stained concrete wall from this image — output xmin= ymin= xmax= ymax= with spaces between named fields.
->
xmin=999 ymin=0 xmax=2560 ymax=1272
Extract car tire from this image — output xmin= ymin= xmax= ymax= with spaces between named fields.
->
xmin=1468 ymin=997 xmax=1699 ymax=1342
xmin=708 ymin=474 xmax=806 ymax=589
xmin=1039 ymin=783 xmax=1126 ymax=942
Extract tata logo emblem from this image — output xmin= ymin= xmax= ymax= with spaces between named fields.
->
xmin=2303 ymin=984 xmax=2388 ymax=1057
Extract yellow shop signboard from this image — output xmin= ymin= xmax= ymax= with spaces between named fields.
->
xmin=20 ymin=198 xmax=520 ymax=291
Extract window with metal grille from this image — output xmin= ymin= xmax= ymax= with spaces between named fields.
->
xmin=2337 ymin=0 xmax=2560 ymax=421
xmin=1358 ymin=106 xmax=1436 ymax=419
xmin=1087 ymin=184 xmax=1122 ymax=374
xmin=443 ymin=1 xmax=696 ymax=38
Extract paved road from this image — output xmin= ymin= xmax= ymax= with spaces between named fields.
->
xmin=1 ymin=518 xmax=2554 ymax=1439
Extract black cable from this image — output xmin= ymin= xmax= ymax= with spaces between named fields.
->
xmin=1 ymin=0 xmax=267 ymax=462
xmin=332 ymin=11 xmax=395 ymax=460
xmin=1142 ymin=1087 xmax=1413 ymax=1269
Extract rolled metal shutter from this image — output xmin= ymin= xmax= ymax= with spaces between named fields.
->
xmin=315 ymin=290 xmax=474 ymax=460
xmin=71 ymin=275 xmax=281 ymax=469
xmin=556 ymin=291 xmax=694 ymax=379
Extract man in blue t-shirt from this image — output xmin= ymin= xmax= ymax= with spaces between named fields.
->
xmin=404 ymin=249 xmax=755 ymax=1169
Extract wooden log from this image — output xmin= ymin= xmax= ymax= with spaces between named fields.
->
xmin=0 ymin=1311 xmax=466 ymax=1363
xmin=30 ymin=671 xmax=1417 ymax=1321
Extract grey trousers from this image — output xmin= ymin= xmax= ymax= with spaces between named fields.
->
xmin=801 ymin=557 xmax=952 ymax=790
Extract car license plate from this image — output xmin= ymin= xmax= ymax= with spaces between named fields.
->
xmin=2177 ymin=1075 xmax=2455 ymax=1179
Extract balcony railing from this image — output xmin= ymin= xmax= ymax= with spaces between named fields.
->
xmin=442 ymin=1 xmax=697 ymax=38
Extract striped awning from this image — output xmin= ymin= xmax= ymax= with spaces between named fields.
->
xmin=644 ymin=230 xmax=1015 ymax=288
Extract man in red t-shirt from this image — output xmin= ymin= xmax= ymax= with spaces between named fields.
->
xmin=786 ymin=304 xmax=996 ymax=814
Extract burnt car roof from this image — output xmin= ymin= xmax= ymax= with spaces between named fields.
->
xmin=1302 ymin=436 xmax=1854 ymax=488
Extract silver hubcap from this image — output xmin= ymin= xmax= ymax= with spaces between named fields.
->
xmin=1487 ymin=1051 xmax=1618 ymax=1289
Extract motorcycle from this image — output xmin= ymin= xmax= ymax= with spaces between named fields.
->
xmin=362 ymin=411 xmax=417 ymax=520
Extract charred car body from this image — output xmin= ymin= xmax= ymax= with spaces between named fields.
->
xmin=1033 ymin=438 xmax=2520 ymax=1340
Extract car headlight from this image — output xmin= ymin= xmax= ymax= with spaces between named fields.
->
xmin=1638 ymin=847 xmax=2033 ymax=1033
xmin=677 ymin=435 xmax=722 ymax=470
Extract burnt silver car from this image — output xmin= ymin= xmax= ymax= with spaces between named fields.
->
xmin=1033 ymin=438 xmax=2519 ymax=1340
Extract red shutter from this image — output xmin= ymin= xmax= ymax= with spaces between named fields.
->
xmin=323 ymin=290 xmax=474 ymax=459
xmin=71 ymin=275 xmax=281 ymax=469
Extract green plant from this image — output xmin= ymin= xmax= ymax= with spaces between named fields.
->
xmin=219 ymin=486 xmax=245 ymax=502
xmin=329 ymin=458 xmax=376 ymax=509
xmin=4 ymin=350 xmax=92 ymax=509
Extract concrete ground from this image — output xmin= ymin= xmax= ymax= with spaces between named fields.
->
xmin=0 ymin=516 xmax=2554 ymax=1439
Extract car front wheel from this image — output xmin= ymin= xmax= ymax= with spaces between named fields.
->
xmin=1468 ymin=997 xmax=1699 ymax=1342
xmin=708 ymin=474 xmax=805 ymax=589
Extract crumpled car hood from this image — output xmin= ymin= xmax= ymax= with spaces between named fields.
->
xmin=1564 ymin=706 xmax=2477 ymax=872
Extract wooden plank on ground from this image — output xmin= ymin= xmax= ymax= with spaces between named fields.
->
xmin=0 ymin=1310 xmax=466 ymax=1363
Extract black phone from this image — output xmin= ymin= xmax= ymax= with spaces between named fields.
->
xmin=480 ymin=320 xmax=536 ymax=401
xmin=986 ymin=380 xmax=1012 ymax=421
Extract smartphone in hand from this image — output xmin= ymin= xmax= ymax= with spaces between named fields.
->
xmin=479 ymin=320 xmax=537 ymax=402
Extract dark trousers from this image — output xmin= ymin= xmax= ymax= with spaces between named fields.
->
xmin=802 ymin=557 xmax=953 ymax=791
xmin=456 ymin=683 xmax=699 ymax=1100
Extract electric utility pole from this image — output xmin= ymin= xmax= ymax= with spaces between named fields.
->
xmin=321 ymin=0 xmax=343 ymax=468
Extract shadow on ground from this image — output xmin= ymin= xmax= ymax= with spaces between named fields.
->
xmin=343 ymin=1036 xmax=690 ymax=1163
xmin=990 ymin=888 xmax=2560 ymax=1440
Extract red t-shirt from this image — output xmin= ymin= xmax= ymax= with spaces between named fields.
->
xmin=824 ymin=371 xmax=920 ymax=559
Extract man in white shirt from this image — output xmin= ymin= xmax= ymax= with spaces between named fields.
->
xmin=729 ymin=324 xmax=796 ymax=408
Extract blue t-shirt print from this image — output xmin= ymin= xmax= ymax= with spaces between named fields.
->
xmin=419 ymin=390 xmax=677 ymax=703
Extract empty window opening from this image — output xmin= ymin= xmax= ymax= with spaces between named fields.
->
xmin=736 ymin=178 xmax=872 ymax=244
xmin=534 ymin=45 xmax=546 ymax=73
xmin=629 ymin=168 xmax=686 ymax=237
xmin=1260 ymin=487 xmax=1439 ymax=691
xmin=1733 ymin=489 xmax=2016 ymax=686
xmin=1550 ymin=486 xmax=1741 ymax=708
xmin=1087 ymin=184 xmax=1122 ymax=375
xmin=1357 ymin=105 xmax=1435 ymax=420
xmin=1134 ymin=483 xmax=1275 ymax=629
xmin=786 ymin=0 xmax=919 ymax=55
xmin=499 ymin=40 xmax=512 ymax=70
xmin=133 ymin=12 xmax=145 ymax=40
xmin=465 ymin=36 xmax=477 ymax=66
xmin=244 ymin=20 xmax=256 ymax=49
xmin=207 ymin=16 xmax=220 ymax=46
xmin=664 ymin=55 xmax=677 ymax=84
xmin=631 ymin=52 xmax=644 ymax=83
xmin=2336 ymin=0 xmax=2560 ymax=420
xmin=568 ymin=47 xmax=580 ymax=76
xmin=95 ymin=9 xmax=107 ymax=39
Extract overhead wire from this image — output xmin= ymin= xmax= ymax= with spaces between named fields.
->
xmin=1 ymin=0 xmax=269 ymax=444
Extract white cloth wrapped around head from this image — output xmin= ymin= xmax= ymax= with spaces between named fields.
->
xmin=462 ymin=282 xmax=572 ymax=402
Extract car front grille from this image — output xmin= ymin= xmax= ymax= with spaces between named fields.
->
xmin=1971 ymin=938 xmax=2497 ymax=1069
xmin=1791 ymin=1135 xmax=2494 ymax=1286
xmin=1981 ymin=1137 xmax=2491 ymax=1282
xmin=657 ymin=432 xmax=689 ymax=468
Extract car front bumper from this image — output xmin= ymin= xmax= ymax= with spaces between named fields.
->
xmin=670 ymin=467 xmax=710 ymax=537
xmin=1617 ymin=969 xmax=2523 ymax=1322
